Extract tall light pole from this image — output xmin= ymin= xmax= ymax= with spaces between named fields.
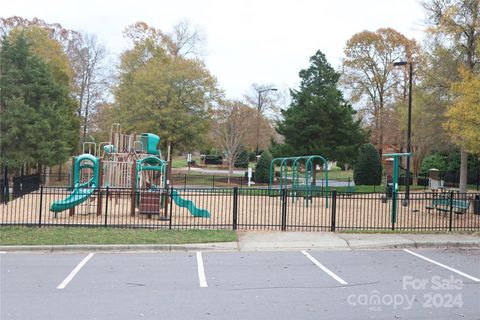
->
xmin=393 ymin=61 xmax=413 ymax=205
xmin=256 ymin=88 xmax=277 ymax=159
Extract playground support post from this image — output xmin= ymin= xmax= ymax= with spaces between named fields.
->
xmin=130 ymin=158 xmax=136 ymax=217
xmin=96 ymin=158 xmax=103 ymax=216
xmin=69 ymin=157 xmax=76 ymax=217
xmin=384 ymin=153 xmax=411 ymax=229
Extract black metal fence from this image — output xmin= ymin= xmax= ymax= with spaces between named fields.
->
xmin=13 ymin=174 xmax=40 ymax=198
xmin=1 ymin=186 xmax=479 ymax=231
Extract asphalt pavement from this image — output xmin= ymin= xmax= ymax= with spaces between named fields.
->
xmin=1 ymin=248 xmax=479 ymax=319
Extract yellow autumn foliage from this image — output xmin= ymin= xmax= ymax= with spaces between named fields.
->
xmin=444 ymin=68 xmax=480 ymax=155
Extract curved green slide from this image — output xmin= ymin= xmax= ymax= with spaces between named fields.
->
xmin=50 ymin=184 xmax=96 ymax=212
xmin=51 ymin=153 xmax=100 ymax=213
xmin=171 ymin=189 xmax=210 ymax=218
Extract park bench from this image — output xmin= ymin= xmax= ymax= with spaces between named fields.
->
xmin=425 ymin=197 xmax=470 ymax=214
xmin=339 ymin=185 xmax=355 ymax=197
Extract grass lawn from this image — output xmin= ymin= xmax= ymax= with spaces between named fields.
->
xmin=0 ymin=227 xmax=237 ymax=246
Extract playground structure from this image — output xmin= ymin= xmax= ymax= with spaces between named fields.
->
xmin=269 ymin=155 xmax=329 ymax=208
xmin=3 ymin=147 xmax=478 ymax=229
xmin=49 ymin=124 xmax=210 ymax=219
xmin=383 ymin=152 xmax=412 ymax=227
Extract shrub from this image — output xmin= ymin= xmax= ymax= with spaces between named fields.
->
xmin=204 ymin=155 xmax=223 ymax=165
xmin=420 ymin=154 xmax=448 ymax=174
xmin=234 ymin=150 xmax=249 ymax=168
xmin=255 ymin=150 xmax=273 ymax=183
xmin=353 ymin=143 xmax=382 ymax=185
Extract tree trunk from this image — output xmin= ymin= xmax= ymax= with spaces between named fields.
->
xmin=228 ymin=159 xmax=233 ymax=185
xmin=45 ymin=165 xmax=51 ymax=186
xmin=459 ymin=148 xmax=468 ymax=192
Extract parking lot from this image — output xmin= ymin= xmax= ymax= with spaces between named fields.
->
xmin=1 ymin=248 xmax=479 ymax=319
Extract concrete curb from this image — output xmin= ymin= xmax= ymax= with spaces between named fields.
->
xmin=0 ymin=242 xmax=239 ymax=253
xmin=1 ymin=234 xmax=479 ymax=253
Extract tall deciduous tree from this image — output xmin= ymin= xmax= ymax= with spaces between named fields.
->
xmin=445 ymin=68 xmax=480 ymax=155
xmin=342 ymin=28 xmax=420 ymax=154
xmin=115 ymin=22 xmax=219 ymax=156
xmin=0 ymin=33 xmax=79 ymax=176
xmin=212 ymin=100 xmax=251 ymax=182
xmin=70 ymin=33 xmax=110 ymax=145
xmin=243 ymin=84 xmax=281 ymax=153
xmin=276 ymin=50 xmax=366 ymax=164
xmin=423 ymin=0 xmax=480 ymax=192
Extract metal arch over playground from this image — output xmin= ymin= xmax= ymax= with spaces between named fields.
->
xmin=135 ymin=155 xmax=167 ymax=190
xmin=269 ymin=155 xmax=329 ymax=208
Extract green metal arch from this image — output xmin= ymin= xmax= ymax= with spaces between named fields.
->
xmin=268 ymin=155 xmax=329 ymax=208
xmin=135 ymin=156 xmax=167 ymax=190
xmin=74 ymin=153 xmax=100 ymax=188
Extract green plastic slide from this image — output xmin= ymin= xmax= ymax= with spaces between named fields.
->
xmin=170 ymin=189 xmax=210 ymax=218
xmin=50 ymin=184 xmax=96 ymax=212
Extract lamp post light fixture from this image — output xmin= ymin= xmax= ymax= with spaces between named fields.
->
xmin=393 ymin=60 xmax=413 ymax=206
xmin=256 ymin=88 xmax=277 ymax=159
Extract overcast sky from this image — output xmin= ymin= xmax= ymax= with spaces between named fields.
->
xmin=2 ymin=0 xmax=426 ymax=99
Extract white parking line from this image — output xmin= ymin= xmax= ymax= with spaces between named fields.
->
xmin=301 ymin=250 xmax=348 ymax=285
xmin=403 ymin=249 xmax=480 ymax=282
xmin=57 ymin=253 xmax=95 ymax=289
xmin=196 ymin=252 xmax=208 ymax=288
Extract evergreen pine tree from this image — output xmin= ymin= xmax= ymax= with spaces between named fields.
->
xmin=353 ymin=143 xmax=382 ymax=185
xmin=255 ymin=150 xmax=273 ymax=183
xmin=276 ymin=50 xmax=366 ymax=163
xmin=0 ymin=34 xmax=79 ymax=169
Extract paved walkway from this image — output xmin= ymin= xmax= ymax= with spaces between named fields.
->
xmin=1 ymin=232 xmax=479 ymax=253
xmin=181 ymin=167 xmax=247 ymax=175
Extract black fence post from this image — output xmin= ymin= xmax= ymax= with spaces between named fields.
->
xmin=3 ymin=162 xmax=9 ymax=204
xmin=20 ymin=162 xmax=24 ymax=196
xmin=449 ymin=191 xmax=454 ymax=232
xmin=104 ymin=186 xmax=109 ymax=227
xmin=330 ymin=190 xmax=337 ymax=232
xmin=281 ymin=188 xmax=287 ymax=231
xmin=232 ymin=187 xmax=238 ymax=230
xmin=38 ymin=186 xmax=43 ymax=227
xmin=184 ymin=174 xmax=187 ymax=189
xmin=169 ymin=186 xmax=173 ymax=230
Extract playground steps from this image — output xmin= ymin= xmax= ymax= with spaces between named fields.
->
xmin=139 ymin=191 xmax=161 ymax=215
